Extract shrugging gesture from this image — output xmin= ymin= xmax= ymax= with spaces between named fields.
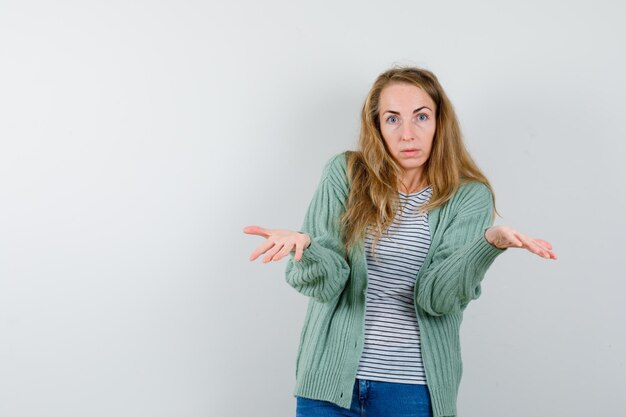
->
xmin=245 ymin=155 xmax=351 ymax=303
xmin=241 ymin=66 xmax=558 ymax=416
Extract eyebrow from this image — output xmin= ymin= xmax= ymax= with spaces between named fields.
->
xmin=383 ymin=106 xmax=432 ymax=115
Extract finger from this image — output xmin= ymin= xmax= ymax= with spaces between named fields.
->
xmin=524 ymin=238 xmax=546 ymax=257
xmin=531 ymin=239 xmax=551 ymax=252
xmin=272 ymin=242 xmax=295 ymax=262
xmin=543 ymin=251 xmax=556 ymax=260
xmin=540 ymin=249 xmax=557 ymax=259
xmin=540 ymin=245 xmax=557 ymax=259
xmin=263 ymin=242 xmax=284 ymax=263
xmin=294 ymin=241 xmax=304 ymax=261
xmin=514 ymin=232 xmax=537 ymax=251
xmin=513 ymin=231 xmax=556 ymax=259
xmin=519 ymin=235 xmax=552 ymax=258
xmin=243 ymin=225 xmax=272 ymax=238
xmin=528 ymin=237 xmax=556 ymax=259
xmin=509 ymin=232 xmax=524 ymax=247
xmin=249 ymin=240 xmax=276 ymax=261
xmin=534 ymin=238 xmax=553 ymax=250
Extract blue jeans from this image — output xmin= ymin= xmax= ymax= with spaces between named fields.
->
xmin=296 ymin=379 xmax=433 ymax=417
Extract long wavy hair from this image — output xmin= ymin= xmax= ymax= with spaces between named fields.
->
xmin=340 ymin=66 xmax=498 ymax=254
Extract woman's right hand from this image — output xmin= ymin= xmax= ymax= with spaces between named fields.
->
xmin=243 ymin=225 xmax=311 ymax=263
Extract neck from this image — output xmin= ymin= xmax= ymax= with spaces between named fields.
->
xmin=398 ymin=171 xmax=427 ymax=194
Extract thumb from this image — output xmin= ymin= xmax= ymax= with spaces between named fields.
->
xmin=243 ymin=225 xmax=272 ymax=238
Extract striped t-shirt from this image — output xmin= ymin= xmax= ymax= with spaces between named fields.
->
xmin=355 ymin=186 xmax=432 ymax=384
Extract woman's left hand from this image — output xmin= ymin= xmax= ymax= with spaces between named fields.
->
xmin=485 ymin=225 xmax=557 ymax=260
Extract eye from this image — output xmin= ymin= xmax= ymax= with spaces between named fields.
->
xmin=417 ymin=113 xmax=429 ymax=121
xmin=386 ymin=115 xmax=399 ymax=124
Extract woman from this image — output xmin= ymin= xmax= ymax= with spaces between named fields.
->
xmin=244 ymin=67 xmax=556 ymax=417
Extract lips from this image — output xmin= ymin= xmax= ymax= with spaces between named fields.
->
xmin=400 ymin=149 xmax=420 ymax=156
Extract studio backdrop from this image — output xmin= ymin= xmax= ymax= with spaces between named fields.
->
xmin=0 ymin=1 xmax=624 ymax=416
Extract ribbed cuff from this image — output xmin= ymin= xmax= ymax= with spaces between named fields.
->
xmin=290 ymin=239 xmax=328 ymax=266
xmin=468 ymin=227 xmax=507 ymax=269
xmin=428 ymin=384 xmax=458 ymax=417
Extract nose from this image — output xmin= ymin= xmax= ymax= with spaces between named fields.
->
xmin=400 ymin=121 xmax=416 ymax=141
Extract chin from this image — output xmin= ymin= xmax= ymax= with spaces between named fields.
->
xmin=398 ymin=160 xmax=425 ymax=171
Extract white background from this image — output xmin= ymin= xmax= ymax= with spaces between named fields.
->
xmin=1 ymin=1 xmax=625 ymax=416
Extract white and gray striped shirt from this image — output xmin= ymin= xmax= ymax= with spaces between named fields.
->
xmin=356 ymin=186 xmax=432 ymax=384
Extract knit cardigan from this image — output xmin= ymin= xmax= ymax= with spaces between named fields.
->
xmin=285 ymin=152 xmax=507 ymax=417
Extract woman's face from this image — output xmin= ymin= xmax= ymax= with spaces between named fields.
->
xmin=378 ymin=82 xmax=437 ymax=177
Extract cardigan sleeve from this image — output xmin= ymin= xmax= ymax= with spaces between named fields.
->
xmin=284 ymin=154 xmax=351 ymax=303
xmin=414 ymin=182 xmax=507 ymax=316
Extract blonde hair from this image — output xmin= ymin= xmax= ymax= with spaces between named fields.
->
xmin=340 ymin=66 xmax=498 ymax=253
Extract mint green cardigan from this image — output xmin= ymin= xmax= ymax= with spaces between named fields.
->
xmin=285 ymin=152 xmax=506 ymax=417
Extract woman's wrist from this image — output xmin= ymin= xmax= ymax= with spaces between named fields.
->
xmin=484 ymin=227 xmax=498 ymax=248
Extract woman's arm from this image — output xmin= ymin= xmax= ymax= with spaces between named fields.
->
xmin=414 ymin=182 xmax=556 ymax=316
xmin=414 ymin=183 xmax=506 ymax=316
xmin=284 ymin=155 xmax=351 ymax=303
xmin=244 ymin=154 xmax=351 ymax=303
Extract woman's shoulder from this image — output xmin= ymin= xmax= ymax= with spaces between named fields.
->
xmin=323 ymin=151 xmax=348 ymax=171
xmin=456 ymin=180 xmax=492 ymax=197
xmin=321 ymin=151 xmax=350 ymax=180
xmin=317 ymin=151 xmax=351 ymax=195
xmin=448 ymin=180 xmax=494 ymax=216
